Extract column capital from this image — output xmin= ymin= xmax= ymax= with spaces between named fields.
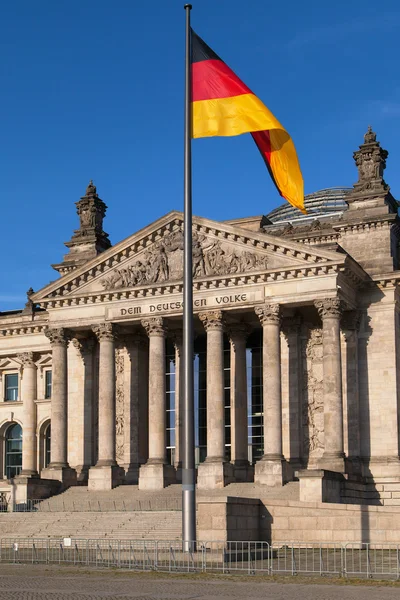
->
xmin=228 ymin=322 xmax=250 ymax=349
xmin=281 ymin=315 xmax=302 ymax=346
xmin=170 ymin=330 xmax=183 ymax=355
xmin=141 ymin=317 xmax=167 ymax=337
xmin=255 ymin=303 xmax=281 ymax=325
xmin=71 ymin=337 xmax=96 ymax=360
xmin=44 ymin=327 xmax=71 ymax=347
xmin=314 ymin=297 xmax=343 ymax=320
xmin=342 ymin=309 xmax=362 ymax=331
xmin=124 ymin=332 xmax=148 ymax=350
xmin=199 ymin=310 xmax=224 ymax=332
xmin=282 ymin=315 xmax=302 ymax=335
xmin=92 ymin=323 xmax=117 ymax=342
xmin=17 ymin=351 xmax=36 ymax=368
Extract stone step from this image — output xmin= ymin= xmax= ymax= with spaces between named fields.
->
xmin=0 ymin=510 xmax=182 ymax=540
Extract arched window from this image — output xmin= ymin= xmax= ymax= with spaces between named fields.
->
xmin=45 ymin=424 xmax=51 ymax=467
xmin=5 ymin=424 xmax=22 ymax=479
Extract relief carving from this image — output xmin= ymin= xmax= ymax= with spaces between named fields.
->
xmin=115 ymin=348 xmax=125 ymax=463
xmin=101 ymin=228 xmax=268 ymax=290
xmin=302 ymin=327 xmax=324 ymax=462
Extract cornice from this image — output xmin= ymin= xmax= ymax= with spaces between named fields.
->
xmin=369 ymin=272 xmax=400 ymax=290
xmin=0 ymin=324 xmax=48 ymax=338
xmin=333 ymin=214 xmax=398 ymax=233
xmin=36 ymin=259 xmax=350 ymax=310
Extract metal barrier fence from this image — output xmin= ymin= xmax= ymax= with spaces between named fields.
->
xmin=0 ymin=538 xmax=400 ymax=579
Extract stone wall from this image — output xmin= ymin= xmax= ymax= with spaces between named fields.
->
xmin=261 ymin=498 xmax=400 ymax=544
xmin=197 ymin=497 xmax=260 ymax=541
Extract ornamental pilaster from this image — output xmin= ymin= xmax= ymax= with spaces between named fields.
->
xmin=171 ymin=330 xmax=183 ymax=358
xmin=342 ymin=310 xmax=362 ymax=343
xmin=228 ymin=323 xmax=250 ymax=469
xmin=314 ymin=298 xmax=345 ymax=472
xmin=281 ymin=315 xmax=302 ymax=345
xmin=71 ymin=337 xmax=96 ymax=365
xmin=228 ymin=322 xmax=250 ymax=350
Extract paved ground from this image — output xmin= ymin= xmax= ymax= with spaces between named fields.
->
xmin=0 ymin=565 xmax=400 ymax=599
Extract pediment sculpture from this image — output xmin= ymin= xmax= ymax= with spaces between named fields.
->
xmin=101 ymin=229 xmax=268 ymax=290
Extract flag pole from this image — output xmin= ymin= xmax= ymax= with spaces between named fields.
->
xmin=182 ymin=3 xmax=196 ymax=551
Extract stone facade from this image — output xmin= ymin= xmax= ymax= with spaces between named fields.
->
xmin=1 ymin=129 xmax=400 ymax=508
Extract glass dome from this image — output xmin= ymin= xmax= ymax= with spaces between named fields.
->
xmin=266 ymin=188 xmax=351 ymax=224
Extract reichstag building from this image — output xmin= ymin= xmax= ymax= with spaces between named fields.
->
xmin=1 ymin=127 xmax=400 ymax=508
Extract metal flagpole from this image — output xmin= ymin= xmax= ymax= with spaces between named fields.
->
xmin=182 ymin=3 xmax=196 ymax=551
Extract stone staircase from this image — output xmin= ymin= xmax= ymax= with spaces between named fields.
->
xmin=0 ymin=481 xmax=300 ymax=541
xmin=32 ymin=481 xmax=300 ymax=512
xmin=0 ymin=511 xmax=182 ymax=540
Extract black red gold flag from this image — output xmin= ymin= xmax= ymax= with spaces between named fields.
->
xmin=191 ymin=30 xmax=305 ymax=213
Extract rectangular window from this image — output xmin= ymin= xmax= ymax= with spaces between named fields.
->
xmin=45 ymin=370 xmax=52 ymax=399
xmin=4 ymin=374 xmax=18 ymax=402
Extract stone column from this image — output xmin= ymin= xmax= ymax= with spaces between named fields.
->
xmin=342 ymin=310 xmax=362 ymax=476
xmin=172 ymin=331 xmax=183 ymax=481
xmin=70 ymin=338 xmax=95 ymax=483
xmin=139 ymin=317 xmax=174 ymax=490
xmin=229 ymin=323 xmax=253 ymax=482
xmin=123 ymin=333 xmax=147 ymax=484
xmin=315 ymin=298 xmax=345 ymax=473
xmin=42 ymin=328 xmax=75 ymax=487
xmin=282 ymin=316 xmax=303 ymax=472
xmin=18 ymin=352 xmax=38 ymax=476
xmin=254 ymin=303 xmax=285 ymax=486
xmin=197 ymin=310 xmax=233 ymax=489
xmin=89 ymin=323 xmax=124 ymax=490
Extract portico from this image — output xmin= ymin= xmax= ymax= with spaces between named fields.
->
xmin=2 ymin=129 xmax=400 ymax=506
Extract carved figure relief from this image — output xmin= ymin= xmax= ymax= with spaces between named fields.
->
xmin=115 ymin=348 xmax=125 ymax=463
xmin=301 ymin=326 xmax=324 ymax=464
xmin=101 ymin=228 xmax=268 ymax=290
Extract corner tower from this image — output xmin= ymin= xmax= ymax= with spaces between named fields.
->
xmin=52 ymin=181 xmax=112 ymax=275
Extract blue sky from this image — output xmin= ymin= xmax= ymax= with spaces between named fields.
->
xmin=1 ymin=0 xmax=400 ymax=311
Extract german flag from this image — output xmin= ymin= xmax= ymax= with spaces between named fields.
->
xmin=191 ymin=30 xmax=305 ymax=213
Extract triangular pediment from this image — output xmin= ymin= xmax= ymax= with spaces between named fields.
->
xmin=32 ymin=211 xmax=347 ymax=305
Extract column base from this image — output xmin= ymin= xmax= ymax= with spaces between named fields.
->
xmin=88 ymin=465 xmax=125 ymax=491
xmin=75 ymin=465 xmax=90 ymax=484
xmin=296 ymin=469 xmax=345 ymax=503
xmin=254 ymin=456 xmax=285 ymax=487
xmin=41 ymin=465 xmax=77 ymax=489
xmin=13 ymin=475 xmax=62 ymax=504
xmin=318 ymin=453 xmax=345 ymax=473
xmin=138 ymin=462 xmax=175 ymax=490
xmin=345 ymin=456 xmax=363 ymax=478
xmin=231 ymin=460 xmax=254 ymax=483
xmin=197 ymin=460 xmax=234 ymax=490
xmin=122 ymin=463 xmax=140 ymax=485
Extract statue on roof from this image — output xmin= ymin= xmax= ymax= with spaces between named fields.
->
xmin=350 ymin=126 xmax=389 ymax=198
